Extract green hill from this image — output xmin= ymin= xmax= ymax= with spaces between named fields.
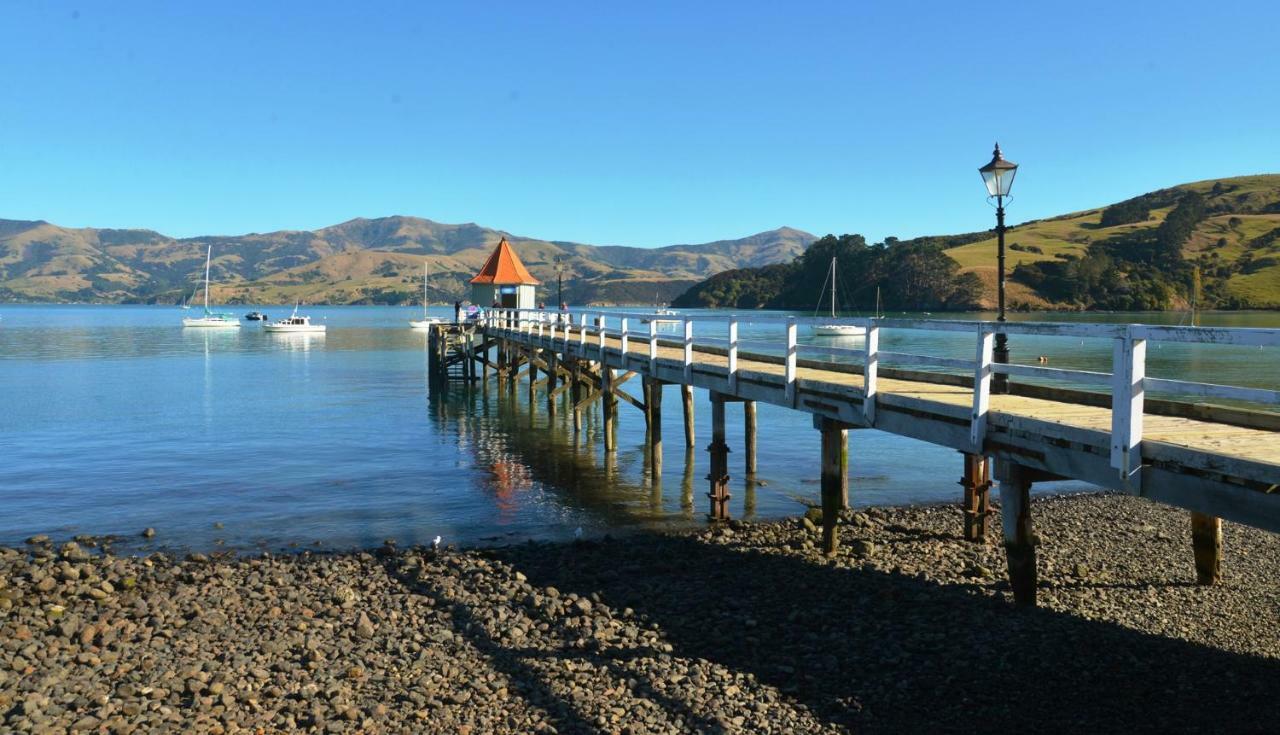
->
xmin=0 ymin=217 xmax=814 ymax=305
xmin=673 ymin=174 xmax=1280 ymax=311
xmin=946 ymin=174 xmax=1280 ymax=309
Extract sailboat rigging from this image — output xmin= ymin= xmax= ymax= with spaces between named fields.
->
xmin=812 ymin=256 xmax=866 ymax=337
xmin=181 ymin=245 xmax=240 ymax=328
xmin=409 ymin=261 xmax=442 ymax=329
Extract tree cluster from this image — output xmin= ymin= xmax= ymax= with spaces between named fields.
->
xmin=673 ymin=234 xmax=983 ymax=311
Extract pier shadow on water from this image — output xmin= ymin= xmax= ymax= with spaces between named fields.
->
xmin=438 ymin=533 xmax=1280 ymax=733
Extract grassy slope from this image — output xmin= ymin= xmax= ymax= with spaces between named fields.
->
xmin=944 ymin=174 xmax=1280 ymax=308
xmin=0 ymin=216 xmax=811 ymax=305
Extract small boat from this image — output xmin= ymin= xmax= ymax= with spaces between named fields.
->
xmin=244 ymin=311 xmax=269 ymax=321
xmin=182 ymin=245 xmax=241 ymax=329
xmin=811 ymin=256 xmax=865 ymax=337
xmin=409 ymin=262 xmax=441 ymax=329
xmin=641 ymin=302 xmax=680 ymax=325
xmin=263 ymin=304 xmax=326 ymax=333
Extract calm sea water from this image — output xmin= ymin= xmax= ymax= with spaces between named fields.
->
xmin=1 ymin=305 xmax=1276 ymax=552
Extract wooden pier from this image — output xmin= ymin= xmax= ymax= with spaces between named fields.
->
xmin=431 ymin=310 xmax=1280 ymax=607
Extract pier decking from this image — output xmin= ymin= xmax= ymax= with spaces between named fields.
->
xmin=431 ymin=310 xmax=1280 ymax=606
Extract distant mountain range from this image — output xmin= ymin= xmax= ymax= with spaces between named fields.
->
xmin=0 ymin=216 xmax=815 ymax=305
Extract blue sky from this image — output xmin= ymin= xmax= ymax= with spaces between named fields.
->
xmin=1 ymin=1 xmax=1277 ymax=246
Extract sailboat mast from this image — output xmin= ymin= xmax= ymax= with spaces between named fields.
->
xmin=423 ymin=262 xmax=430 ymax=316
xmin=203 ymin=245 xmax=212 ymax=312
xmin=1192 ymin=265 xmax=1202 ymax=327
xmin=830 ymin=257 xmax=837 ymax=318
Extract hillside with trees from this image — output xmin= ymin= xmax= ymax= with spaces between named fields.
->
xmin=673 ymin=233 xmax=984 ymax=311
xmin=676 ymin=174 xmax=1280 ymax=311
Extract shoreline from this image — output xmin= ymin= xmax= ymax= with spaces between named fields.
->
xmin=2 ymin=491 xmax=1278 ymax=733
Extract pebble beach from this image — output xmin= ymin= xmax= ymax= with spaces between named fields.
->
xmin=2 ymin=492 xmax=1278 ymax=734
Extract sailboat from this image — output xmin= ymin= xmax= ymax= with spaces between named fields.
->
xmin=409 ymin=262 xmax=441 ymax=329
xmin=182 ymin=246 xmax=241 ymax=328
xmin=179 ymin=286 xmax=196 ymax=310
xmin=812 ymin=256 xmax=866 ymax=336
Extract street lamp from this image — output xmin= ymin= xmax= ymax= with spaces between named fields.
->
xmin=553 ymin=256 xmax=569 ymax=309
xmin=978 ymin=142 xmax=1018 ymax=392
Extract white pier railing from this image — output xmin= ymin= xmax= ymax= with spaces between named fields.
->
xmin=486 ymin=308 xmax=1280 ymax=486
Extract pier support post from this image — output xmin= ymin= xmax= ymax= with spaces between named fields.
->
xmin=995 ymin=462 xmax=1037 ymax=607
xmin=602 ymin=367 xmax=617 ymax=452
xmin=545 ymin=353 xmax=558 ymax=416
xmin=682 ymin=385 xmax=696 ymax=448
xmin=743 ymin=400 xmax=757 ymax=476
xmin=960 ymin=453 xmax=992 ymax=542
xmin=818 ymin=417 xmax=849 ymax=555
xmin=706 ymin=392 xmax=731 ymax=521
xmin=1190 ymin=512 xmax=1222 ymax=585
xmin=645 ymin=377 xmax=663 ymax=476
xmin=427 ymin=327 xmax=441 ymax=386
xmin=528 ymin=351 xmax=537 ymax=405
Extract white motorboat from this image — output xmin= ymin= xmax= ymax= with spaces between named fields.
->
xmin=264 ymin=305 xmax=326 ymax=333
xmin=182 ymin=245 xmax=241 ymax=329
xmin=811 ymin=256 xmax=865 ymax=337
xmin=409 ymin=262 xmax=441 ymax=329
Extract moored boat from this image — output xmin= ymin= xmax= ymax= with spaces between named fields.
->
xmin=409 ymin=262 xmax=441 ymax=329
xmin=263 ymin=305 xmax=325 ymax=333
xmin=182 ymin=245 xmax=241 ymax=329
xmin=810 ymin=256 xmax=865 ymax=337
xmin=244 ymin=311 xmax=269 ymax=321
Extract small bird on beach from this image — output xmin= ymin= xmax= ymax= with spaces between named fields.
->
xmin=432 ymin=535 xmax=442 ymax=551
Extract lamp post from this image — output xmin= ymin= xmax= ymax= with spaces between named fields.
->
xmin=554 ymin=257 xmax=564 ymax=308
xmin=978 ymin=143 xmax=1018 ymax=392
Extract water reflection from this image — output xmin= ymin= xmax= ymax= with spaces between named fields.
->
xmin=426 ymin=373 xmax=708 ymax=535
xmin=266 ymin=331 xmax=326 ymax=352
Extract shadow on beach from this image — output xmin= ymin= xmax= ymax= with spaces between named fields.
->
xmin=401 ymin=531 xmax=1279 ymax=733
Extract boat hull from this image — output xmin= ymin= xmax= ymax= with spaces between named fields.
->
xmin=812 ymin=324 xmax=866 ymax=337
xmin=263 ymin=324 xmax=326 ymax=333
xmin=182 ymin=318 xmax=241 ymax=328
xmin=409 ymin=318 xmax=441 ymax=329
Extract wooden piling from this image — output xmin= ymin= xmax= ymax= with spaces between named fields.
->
xmin=682 ymin=384 xmax=696 ymax=448
xmin=427 ymin=327 xmax=440 ymax=386
xmin=744 ymin=400 xmax=757 ymax=476
xmin=545 ymin=353 xmax=558 ymax=416
xmin=707 ymin=392 xmax=731 ymax=521
xmin=996 ymin=462 xmax=1037 ymax=606
xmin=839 ymin=429 xmax=849 ymax=509
xmin=819 ymin=418 xmax=847 ymax=555
xmin=960 ymin=453 xmax=992 ymax=542
xmin=527 ymin=351 xmax=537 ymax=405
xmin=602 ymin=367 xmax=616 ymax=452
xmin=646 ymin=377 xmax=663 ymax=476
xmin=1190 ymin=512 xmax=1223 ymax=585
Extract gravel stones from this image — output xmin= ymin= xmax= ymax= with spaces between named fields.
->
xmin=1 ymin=493 xmax=1277 ymax=733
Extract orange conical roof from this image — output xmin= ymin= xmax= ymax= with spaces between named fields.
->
xmin=469 ymin=237 xmax=541 ymax=285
